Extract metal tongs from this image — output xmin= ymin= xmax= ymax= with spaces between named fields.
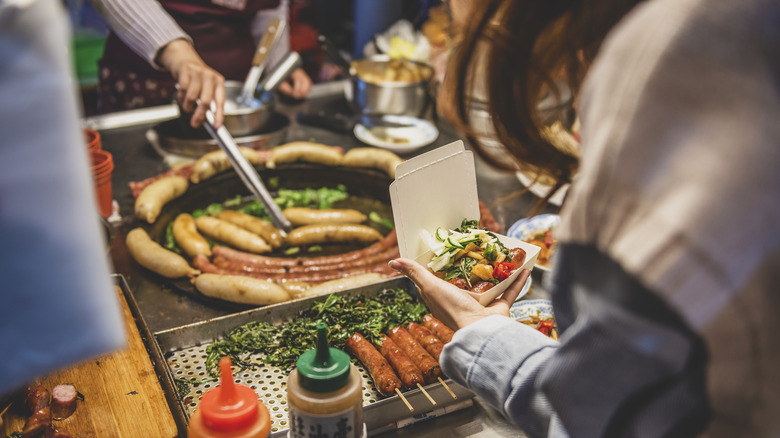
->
xmin=202 ymin=109 xmax=293 ymax=237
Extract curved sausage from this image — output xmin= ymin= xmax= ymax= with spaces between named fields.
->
xmin=342 ymin=147 xmax=403 ymax=179
xmin=378 ymin=336 xmax=424 ymax=389
xmin=266 ymin=141 xmax=343 ymax=168
xmin=24 ymin=385 xmax=50 ymax=415
xmin=283 ymin=207 xmax=367 ymax=226
xmin=213 ymin=257 xmax=396 ymax=283
xmin=23 ymin=406 xmax=51 ymax=438
xmin=421 ymin=314 xmax=455 ymax=344
xmin=192 ymin=273 xmax=291 ymax=306
xmin=126 ymin=228 xmax=200 ymax=278
xmin=190 ymin=147 xmax=261 ymax=183
xmin=172 ymin=213 xmax=212 ymax=257
xmin=285 ymin=224 xmax=382 ymax=246
xmin=386 ymin=326 xmax=441 ymax=384
xmin=345 ymin=333 xmax=402 ymax=397
xmin=195 ymin=216 xmax=271 ymax=254
xmin=406 ymin=322 xmax=445 ymax=361
xmin=192 ymin=254 xmax=226 ymax=275
xmin=508 ymin=247 xmax=527 ymax=267
xmin=213 ymin=256 xmax=287 ymax=275
xmin=134 ymin=175 xmax=188 ymax=224
xmin=213 ymin=245 xmax=299 ymax=267
xmin=471 ymin=281 xmax=495 ymax=294
xmin=216 ymin=210 xmax=283 ymax=248
xmin=51 ymin=384 xmax=77 ymax=420
xmin=286 ymin=246 xmax=399 ymax=273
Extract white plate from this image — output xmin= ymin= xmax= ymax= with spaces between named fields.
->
xmin=353 ymin=115 xmax=439 ymax=154
xmin=515 ymin=171 xmax=569 ymax=207
xmin=507 ymin=214 xmax=561 ymax=272
xmin=510 ymin=299 xmax=553 ymax=322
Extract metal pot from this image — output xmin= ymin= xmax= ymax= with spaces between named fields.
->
xmin=347 ymin=55 xmax=434 ymax=117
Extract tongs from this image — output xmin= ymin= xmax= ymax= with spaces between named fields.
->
xmin=202 ymin=109 xmax=293 ymax=237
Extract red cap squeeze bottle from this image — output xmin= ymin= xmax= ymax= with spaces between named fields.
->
xmin=188 ymin=357 xmax=271 ymax=438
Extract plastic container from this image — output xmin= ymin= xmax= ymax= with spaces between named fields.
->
xmin=189 ymin=357 xmax=271 ymax=438
xmin=287 ymin=322 xmax=364 ymax=438
xmin=90 ymin=149 xmax=114 ymax=218
xmin=84 ymin=127 xmax=101 ymax=152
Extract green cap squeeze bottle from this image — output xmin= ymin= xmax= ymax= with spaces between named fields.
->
xmin=286 ymin=322 xmax=365 ymax=438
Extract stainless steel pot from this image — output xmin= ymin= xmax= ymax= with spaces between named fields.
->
xmin=347 ymin=55 xmax=434 ymax=117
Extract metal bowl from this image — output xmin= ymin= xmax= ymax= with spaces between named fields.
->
xmin=348 ymin=56 xmax=434 ymax=117
xmin=179 ymin=80 xmax=274 ymax=137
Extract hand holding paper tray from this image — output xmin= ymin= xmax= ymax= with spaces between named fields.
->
xmin=390 ymin=141 xmax=540 ymax=305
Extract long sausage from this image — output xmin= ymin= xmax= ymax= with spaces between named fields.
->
xmin=213 ymin=246 xmax=399 ymax=275
xmin=212 ymin=256 xmax=398 ymax=283
xmin=22 ymin=406 xmax=52 ymax=438
xmin=345 ymin=333 xmax=402 ymax=397
xmin=421 ymin=314 xmax=455 ymax=344
xmin=377 ymin=336 xmax=424 ymax=389
xmin=283 ymin=207 xmax=367 ymax=226
xmin=285 ymin=224 xmax=383 ymax=246
xmin=406 ymin=322 xmax=445 ymax=361
xmin=508 ymin=247 xmax=527 ymax=267
xmin=24 ymin=385 xmax=50 ymax=415
xmin=387 ymin=326 xmax=441 ymax=385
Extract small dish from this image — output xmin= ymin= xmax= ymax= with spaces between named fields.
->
xmin=354 ymin=115 xmax=439 ymax=154
xmin=510 ymin=299 xmax=553 ymax=322
xmin=508 ymin=214 xmax=561 ymax=272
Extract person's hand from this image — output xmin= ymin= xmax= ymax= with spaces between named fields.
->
xmin=388 ymin=258 xmax=531 ymax=331
xmin=157 ymin=39 xmax=226 ymax=128
xmin=277 ymin=67 xmax=312 ymax=99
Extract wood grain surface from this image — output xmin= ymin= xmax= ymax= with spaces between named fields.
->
xmin=1 ymin=286 xmax=178 ymax=437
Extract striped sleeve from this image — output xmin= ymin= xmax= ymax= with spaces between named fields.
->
xmin=87 ymin=0 xmax=192 ymax=68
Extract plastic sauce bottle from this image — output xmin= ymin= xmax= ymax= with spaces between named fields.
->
xmin=188 ymin=357 xmax=271 ymax=438
xmin=287 ymin=322 xmax=365 ymax=438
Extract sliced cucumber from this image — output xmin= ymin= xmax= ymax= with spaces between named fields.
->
xmin=435 ymin=227 xmax=449 ymax=242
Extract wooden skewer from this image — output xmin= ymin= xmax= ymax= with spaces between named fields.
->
xmin=417 ymin=383 xmax=437 ymax=406
xmin=438 ymin=377 xmax=457 ymax=399
xmin=395 ymin=388 xmax=414 ymax=412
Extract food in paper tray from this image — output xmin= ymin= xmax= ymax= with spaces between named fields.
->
xmin=422 ymin=219 xmax=526 ymax=293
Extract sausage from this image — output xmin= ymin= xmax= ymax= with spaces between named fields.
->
xmin=278 ymin=281 xmax=312 ymax=299
xmin=342 ymin=147 xmax=403 ymax=179
xmin=50 ymin=384 xmax=77 ymax=420
xmin=406 ymin=322 xmax=445 ymax=361
xmin=421 ymin=314 xmax=455 ymax=343
xmin=285 ymin=246 xmax=399 ymax=273
xmin=472 ymin=281 xmax=495 ymax=294
xmin=22 ymin=406 xmax=51 ymax=438
xmin=386 ymin=326 xmax=441 ymax=384
xmin=190 ymin=147 xmax=262 ymax=183
xmin=290 ymin=273 xmax=385 ymax=299
xmin=266 ymin=141 xmax=343 ymax=168
xmin=192 ymin=273 xmax=291 ymax=306
xmin=508 ymin=247 xmax=527 ymax=267
xmin=129 ymin=166 xmax=194 ymax=198
xmin=213 ymin=256 xmax=287 ymax=275
xmin=24 ymin=385 xmax=50 ymax=415
xmin=192 ymin=254 xmax=227 ymax=275
xmin=213 ymin=245 xmax=300 ymax=267
xmin=172 ymin=213 xmax=212 ymax=257
xmin=447 ymin=277 xmax=469 ymax=290
xmin=216 ymin=211 xmax=283 ymax=248
xmin=195 ymin=216 xmax=271 ymax=254
xmin=126 ymin=228 xmax=200 ymax=278
xmin=134 ymin=175 xmax=188 ymax=224
xmin=378 ymin=336 xmax=425 ymax=389
xmin=285 ymin=224 xmax=382 ymax=246
xmin=283 ymin=207 xmax=367 ymax=226
xmin=213 ymin=256 xmax=396 ymax=283
xmin=345 ymin=333 xmax=402 ymax=397
xmin=478 ymin=199 xmax=502 ymax=233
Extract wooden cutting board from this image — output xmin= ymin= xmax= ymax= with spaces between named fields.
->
xmin=1 ymin=286 xmax=179 ymax=437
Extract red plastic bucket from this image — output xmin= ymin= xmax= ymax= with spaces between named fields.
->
xmin=90 ymin=149 xmax=114 ymax=218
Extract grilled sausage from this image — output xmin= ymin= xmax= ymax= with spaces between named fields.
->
xmin=345 ymin=333 xmax=402 ymax=397
xmin=342 ymin=147 xmax=403 ymax=178
xmin=172 ymin=213 xmax=212 ymax=258
xmin=50 ymin=384 xmax=77 ymax=420
xmin=216 ymin=210 xmax=283 ymax=248
xmin=134 ymin=175 xmax=188 ymax=224
xmin=195 ymin=216 xmax=271 ymax=254
xmin=212 ymin=257 xmax=396 ymax=283
xmin=213 ymin=245 xmax=300 ymax=267
xmin=192 ymin=273 xmax=291 ymax=306
xmin=24 ymin=385 xmax=50 ymax=415
xmin=387 ymin=326 xmax=441 ymax=384
xmin=471 ymin=281 xmax=495 ymax=294
xmin=421 ymin=314 xmax=455 ymax=343
xmin=285 ymin=224 xmax=382 ymax=246
xmin=213 ymin=256 xmax=288 ymax=275
xmin=508 ymin=247 xmax=527 ymax=267
xmin=126 ymin=228 xmax=200 ymax=278
xmin=407 ymin=322 xmax=445 ymax=361
xmin=190 ymin=147 xmax=262 ymax=183
xmin=378 ymin=336 xmax=425 ymax=389
xmin=22 ymin=406 xmax=51 ymax=438
xmin=192 ymin=254 xmax=225 ymax=275
xmin=266 ymin=141 xmax=343 ymax=168
xmin=283 ymin=207 xmax=367 ymax=226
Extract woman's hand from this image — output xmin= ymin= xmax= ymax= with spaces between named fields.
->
xmin=157 ymin=39 xmax=226 ymax=128
xmin=388 ymin=258 xmax=530 ymax=331
xmin=277 ymin=67 xmax=312 ymax=99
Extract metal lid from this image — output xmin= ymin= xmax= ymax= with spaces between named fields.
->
xmin=295 ymin=322 xmax=351 ymax=393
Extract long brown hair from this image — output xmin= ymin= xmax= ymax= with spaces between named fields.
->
xmin=440 ymin=0 xmax=643 ymax=189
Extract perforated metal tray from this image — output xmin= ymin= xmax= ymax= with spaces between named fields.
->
xmin=153 ymin=277 xmax=474 ymax=436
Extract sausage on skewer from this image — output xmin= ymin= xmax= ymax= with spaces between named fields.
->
xmin=377 ymin=336 xmax=425 ymax=389
xmin=421 ymin=314 xmax=455 ymax=344
xmin=407 ymin=322 xmax=445 ymax=361
xmin=387 ymin=326 xmax=441 ymax=385
xmin=345 ymin=333 xmax=402 ymax=397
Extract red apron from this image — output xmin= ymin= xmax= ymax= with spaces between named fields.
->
xmin=97 ymin=0 xmax=280 ymax=113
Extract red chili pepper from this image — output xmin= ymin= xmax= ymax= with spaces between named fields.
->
xmin=537 ymin=319 xmax=555 ymax=336
xmin=493 ymin=261 xmax=516 ymax=281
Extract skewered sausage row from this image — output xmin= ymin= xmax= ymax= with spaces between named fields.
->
xmin=421 ymin=314 xmax=455 ymax=344
xmin=378 ymin=336 xmax=425 ymax=389
xmin=387 ymin=326 xmax=441 ymax=385
xmin=407 ymin=322 xmax=445 ymax=361
xmin=345 ymin=333 xmax=402 ymax=397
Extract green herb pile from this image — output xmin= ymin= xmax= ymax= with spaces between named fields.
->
xmin=203 ymin=288 xmax=427 ymax=377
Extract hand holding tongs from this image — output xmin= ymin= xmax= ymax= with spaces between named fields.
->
xmin=202 ymin=109 xmax=293 ymax=237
